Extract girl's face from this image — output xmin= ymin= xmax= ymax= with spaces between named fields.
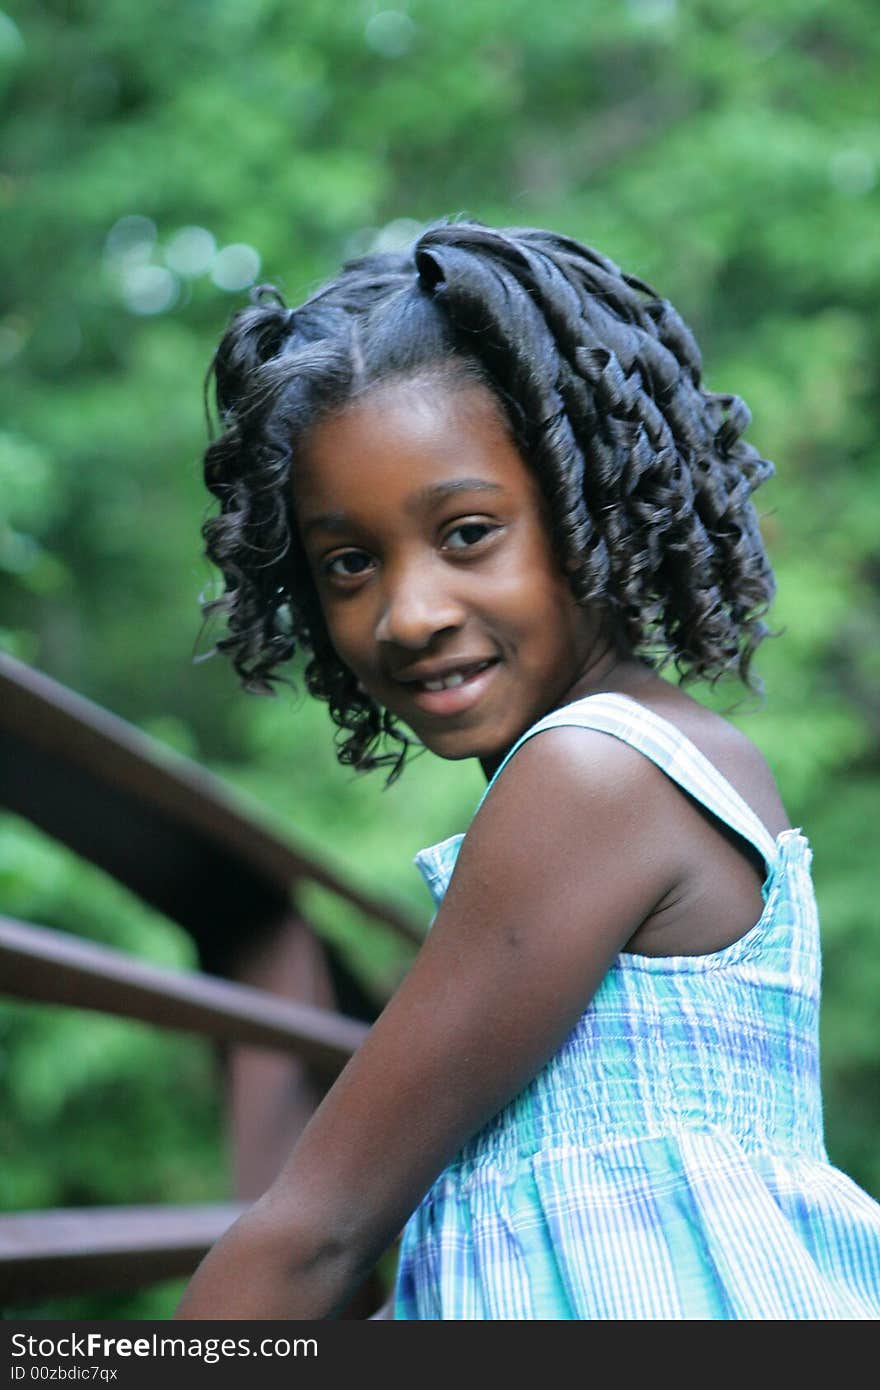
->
xmin=293 ymin=375 xmax=603 ymax=774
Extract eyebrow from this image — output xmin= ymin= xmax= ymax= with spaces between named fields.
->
xmin=301 ymin=478 xmax=505 ymax=538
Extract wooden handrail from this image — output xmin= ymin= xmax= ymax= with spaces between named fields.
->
xmin=0 ymin=1204 xmax=244 ymax=1301
xmin=0 ymin=916 xmax=369 ymax=1073
xmin=0 ymin=655 xmax=396 ymax=1314
xmin=0 ymin=651 xmax=423 ymax=950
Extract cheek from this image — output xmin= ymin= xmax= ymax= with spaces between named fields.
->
xmin=516 ymin=564 xmax=591 ymax=667
xmin=508 ymin=538 xmax=576 ymax=630
xmin=320 ymin=600 xmax=376 ymax=677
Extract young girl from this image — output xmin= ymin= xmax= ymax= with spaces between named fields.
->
xmin=176 ymin=220 xmax=880 ymax=1320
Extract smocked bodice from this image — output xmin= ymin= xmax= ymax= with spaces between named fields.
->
xmin=415 ymin=822 xmax=824 ymax=1173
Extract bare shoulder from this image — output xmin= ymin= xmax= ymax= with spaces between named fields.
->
xmin=462 ymin=685 xmax=790 ymax=958
xmin=470 ymin=682 xmax=789 ymax=848
xmin=486 ymin=715 xmax=671 ymax=806
xmin=460 ymin=718 xmax=680 ymax=901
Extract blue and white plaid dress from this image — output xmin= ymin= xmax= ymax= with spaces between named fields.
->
xmin=393 ymin=692 xmax=880 ymax=1319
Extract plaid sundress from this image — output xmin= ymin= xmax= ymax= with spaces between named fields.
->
xmin=393 ymin=692 xmax=880 ymax=1319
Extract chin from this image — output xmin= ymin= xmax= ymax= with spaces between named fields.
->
xmin=422 ymin=728 xmax=502 ymax=764
xmin=430 ymin=742 xmax=484 ymax=763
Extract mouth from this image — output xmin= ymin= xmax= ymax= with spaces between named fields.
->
xmin=396 ymin=658 xmax=500 ymax=717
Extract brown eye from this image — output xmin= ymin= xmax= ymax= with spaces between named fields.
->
xmin=323 ymin=550 xmax=373 ymax=579
xmin=444 ymin=522 xmax=494 ymax=550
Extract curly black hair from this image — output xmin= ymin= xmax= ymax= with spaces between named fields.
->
xmin=201 ymin=220 xmax=775 ymax=782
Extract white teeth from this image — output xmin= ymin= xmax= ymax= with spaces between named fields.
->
xmin=420 ymin=662 xmax=490 ymax=692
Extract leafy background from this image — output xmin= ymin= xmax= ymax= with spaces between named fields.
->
xmin=1 ymin=0 xmax=878 ymax=1317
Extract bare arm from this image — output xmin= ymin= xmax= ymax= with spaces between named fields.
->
xmin=174 ymin=728 xmax=679 ymax=1319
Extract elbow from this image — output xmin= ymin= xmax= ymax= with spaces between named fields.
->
xmin=175 ymin=1191 xmax=369 ymax=1321
xmin=253 ymin=1183 xmax=376 ymax=1288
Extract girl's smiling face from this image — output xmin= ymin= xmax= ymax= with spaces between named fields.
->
xmin=293 ymin=375 xmax=604 ymax=774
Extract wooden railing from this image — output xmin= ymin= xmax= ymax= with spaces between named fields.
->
xmin=0 ymin=652 xmax=422 ymax=1314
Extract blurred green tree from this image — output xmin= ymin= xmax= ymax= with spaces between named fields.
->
xmin=1 ymin=0 xmax=878 ymax=1316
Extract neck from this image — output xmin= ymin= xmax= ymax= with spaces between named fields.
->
xmin=478 ymin=639 xmax=655 ymax=781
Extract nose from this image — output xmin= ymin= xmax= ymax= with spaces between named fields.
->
xmin=374 ymin=557 xmax=465 ymax=648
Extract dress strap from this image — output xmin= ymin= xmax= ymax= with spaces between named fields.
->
xmin=476 ymin=691 xmax=780 ymax=870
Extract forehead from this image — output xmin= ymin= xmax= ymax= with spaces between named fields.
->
xmin=292 ymin=377 xmax=538 ymax=520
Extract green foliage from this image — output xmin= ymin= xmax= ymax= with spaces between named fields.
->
xmin=0 ymin=820 xmax=227 ymax=1216
xmin=2 ymin=0 xmax=879 ymax=1317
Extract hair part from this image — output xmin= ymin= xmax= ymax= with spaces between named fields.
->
xmin=201 ymin=220 xmax=776 ymax=782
